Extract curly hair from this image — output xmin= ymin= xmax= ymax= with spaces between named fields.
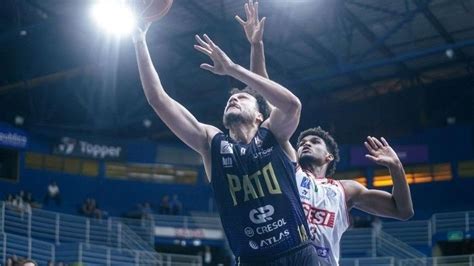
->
xmin=297 ymin=126 xmax=340 ymax=177
xmin=229 ymin=87 xmax=271 ymax=121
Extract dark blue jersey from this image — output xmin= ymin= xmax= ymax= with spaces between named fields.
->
xmin=210 ymin=128 xmax=310 ymax=262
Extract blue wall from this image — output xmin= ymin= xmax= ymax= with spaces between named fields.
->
xmin=0 ymin=130 xmax=213 ymax=216
xmin=0 ymin=124 xmax=473 ymax=219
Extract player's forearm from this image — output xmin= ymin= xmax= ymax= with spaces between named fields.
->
xmin=227 ymin=64 xmax=300 ymax=114
xmin=250 ymin=41 xmax=269 ymax=78
xmin=389 ymin=161 xmax=414 ymax=220
xmin=134 ymin=40 xmax=167 ymax=106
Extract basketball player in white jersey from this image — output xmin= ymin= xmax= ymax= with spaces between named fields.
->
xmin=295 ymin=127 xmax=414 ymax=265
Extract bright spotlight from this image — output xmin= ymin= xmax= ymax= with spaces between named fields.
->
xmin=91 ymin=1 xmax=136 ymax=36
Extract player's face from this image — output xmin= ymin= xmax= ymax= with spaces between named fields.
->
xmin=297 ymin=135 xmax=332 ymax=166
xmin=223 ymin=92 xmax=260 ymax=128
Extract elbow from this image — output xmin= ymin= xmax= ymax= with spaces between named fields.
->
xmin=285 ymin=96 xmax=302 ymax=117
xmin=143 ymin=86 xmax=163 ymax=107
xmin=398 ymin=209 xmax=414 ymax=221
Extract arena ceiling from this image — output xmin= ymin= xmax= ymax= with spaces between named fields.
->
xmin=0 ymin=0 xmax=473 ymax=142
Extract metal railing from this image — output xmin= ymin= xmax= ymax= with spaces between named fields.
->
xmin=113 ymin=217 xmax=155 ymax=245
xmin=55 ymin=242 xmax=202 ymax=266
xmin=399 ymin=254 xmax=474 ymax=266
xmin=341 ymin=228 xmax=376 ymax=257
xmin=376 ymin=231 xmax=426 ymax=259
xmin=382 ymin=220 xmax=431 ymax=246
xmin=0 ymin=232 xmax=55 ymax=265
xmin=432 ymin=211 xmax=474 ymax=234
xmin=340 ymin=256 xmax=395 ymax=266
xmin=379 ymin=210 xmax=474 ymax=248
xmin=153 ymin=214 xmax=222 ymax=230
xmin=0 ymin=202 xmax=157 ymax=254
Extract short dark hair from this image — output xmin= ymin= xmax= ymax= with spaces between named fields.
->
xmin=230 ymin=87 xmax=271 ymax=121
xmin=297 ymin=126 xmax=340 ymax=177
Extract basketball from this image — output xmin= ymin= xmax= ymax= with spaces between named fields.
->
xmin=133 ymin=0 xmax=174 ymax=22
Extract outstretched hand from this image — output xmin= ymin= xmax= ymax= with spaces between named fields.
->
xmin=194 ymin=34 xmax=236 ymax=76
xmin=364 ymin=136 xmax=401 ymax=168
xmin=235 ymin=0 xmax=266 ymax=44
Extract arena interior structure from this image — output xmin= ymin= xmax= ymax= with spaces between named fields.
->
xmin=0 ymin=0 xmax=474 ymax=265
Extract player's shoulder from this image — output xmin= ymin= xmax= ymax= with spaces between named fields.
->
xmin=338 ymin=179 xmax=367 ymax=200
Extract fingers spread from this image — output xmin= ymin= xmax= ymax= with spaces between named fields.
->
xmin=194 ymin=45 xmax=211 ymax=56
xmin=235 ymin=15 xmax=246 ymax=26
xmin=381 ymin=137 xmax=389 ymax=147
xmin=364 ymin=141 xmax=375 ymax=154
xmin=203 ymin=34 xmax=216 ymax=47
xmin=373 ymin=137 xmax=384 ymax=149
xmin=200 ymin=63 xmax=215 ymax=73
xmin=255 ymin=2 xmax=259 ymax=21
xmin=244 ymin=3 xmax=251 ymax=19
xmin=367 ymin=136 xmax=378 ymax=150
xmin=195 ymin=35 xmax=210 ymax=49
xmin=259 ymin=17 xmax=266 ymax=31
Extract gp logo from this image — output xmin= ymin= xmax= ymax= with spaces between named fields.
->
xmin=249 ymin=205 xmax=274 ymax=224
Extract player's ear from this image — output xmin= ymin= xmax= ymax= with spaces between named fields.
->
xmin=326 ymin=153 xmax=334 ymax=163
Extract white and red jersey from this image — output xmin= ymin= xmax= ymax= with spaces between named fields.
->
xmin=296 ymin=166 xmax=350 ymax=265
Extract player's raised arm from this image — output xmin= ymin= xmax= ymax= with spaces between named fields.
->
xmin=342 ymin=137 xmax=414 ymax=220
xmin=236 ymin=0 xmax=268 ymax=78
xmin=194 ymin=34 xmax=301 ymax=145
xmin=133 ymin=23 xmax=220 ymax=156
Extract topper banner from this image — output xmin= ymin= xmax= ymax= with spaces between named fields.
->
xmin=53 ymin=137 xmax=124 ymax=160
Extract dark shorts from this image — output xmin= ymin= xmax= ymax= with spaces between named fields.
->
xmin=237 ymin=243 xmax=319 ymax=266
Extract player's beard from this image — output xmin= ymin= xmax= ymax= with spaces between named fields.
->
xmin=299 ymin=153 xmax=325 ymax=169
xmin=223 ymin=111 xmax=254 ymax=129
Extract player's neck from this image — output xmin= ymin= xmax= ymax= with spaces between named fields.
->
xmin=228 ymin=122 xmax=259 ymax=144
xmin=303 ymin=164 xmax=328 ymax=179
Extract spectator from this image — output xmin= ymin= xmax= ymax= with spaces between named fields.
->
xmin=170 ymin=194 xmax=183 ymax=215
xmin=17 ymin=259 xmax=38 ymax=266
xmin=5 ymin=194 xmax=14 ymax=204
xmin=159 ymin=195 xmax=170 ymax=215
xmin=5 ymin=257 xmax=14 ymax=266
xmin=25 ymin=192 xmax=41 ymax=209
xmin=8 ymin=192 xmax=31 ymax=217
xmin=7 ymin=254 xmax=18 ymax=266
xmin=90 ymin=198 xmax=103 ymax=219
xmin=13 ymin=192 xmax=24 ymax=209
xmin=81 ymin=198 xmax=103 ymax=219
xmin=140 ymin=202 xmax=153 ymax=220
xmin=44 ymin=181 xmax=61 ymax=206
xmin=204 ymin=246 xmax=212 ymax=264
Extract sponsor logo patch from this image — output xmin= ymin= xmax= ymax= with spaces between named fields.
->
xmin=249 ymin=205 xmax=274 ymax=224
xmin=220 ymin=141 xmax=233 ymax=154
xmin=302 ymin=204 xmax=336 ymax=228
xmin=300 ymin=176 xmax=311 ymax=189
xmin=249 ymin=240 xmax=259 ymax=250
xmin=222 ymin=157 xmax=233 ymax=168
xmin=315 ymin=246 xmax=330 ymax=258
xmin=244 ymin=227 xmax=255 ymax=238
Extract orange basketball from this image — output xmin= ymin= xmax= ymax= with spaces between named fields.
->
xmin=133 ymin=0 xmax=174 ymax=22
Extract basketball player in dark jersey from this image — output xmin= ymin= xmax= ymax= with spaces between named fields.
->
xmin=132 ymin=1 xmax=318 ymax=264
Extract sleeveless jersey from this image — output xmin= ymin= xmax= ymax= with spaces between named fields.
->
xmin=295 ymin=167 xmax=350 ymax=265
xmin=210 ymin=128 xmax=310 ymax=262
